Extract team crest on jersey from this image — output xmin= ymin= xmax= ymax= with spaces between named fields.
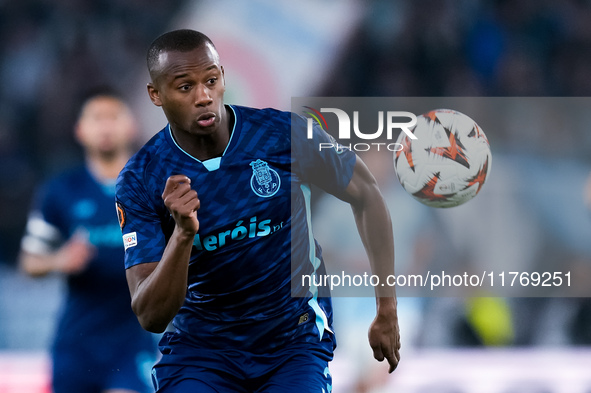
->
xmin=250 ymin=159 xmax=280 ymax=198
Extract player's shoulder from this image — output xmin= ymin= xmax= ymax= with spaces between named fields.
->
xmin=118 ymin=127 xmax=168 ymax=185
xmin=29 ymin=166 xmax=91 ymax=210
xmin=232 ymin=104 xmax=290 ymax=119
xmin=42 ymin=166 xmax=89 ymax=192
xmin=232 ymin=105 xmax=294 ymax=132
xmin=229 ymin=105 xmax=298 ymax=156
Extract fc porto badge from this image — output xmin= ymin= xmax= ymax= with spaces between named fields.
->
xmin=250 ymin=159 xmax=280 ymax=198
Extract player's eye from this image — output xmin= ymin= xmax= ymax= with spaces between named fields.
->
xmin=207 ymin=78 xmax=217 ymax=85
xmin=179 ymin=84 xmax=192 ymax=91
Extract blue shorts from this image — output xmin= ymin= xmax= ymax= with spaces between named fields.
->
xmin=152 ymin=331 xmax=334 ymax=393
xmin=52 ymin=342 xmax=155 ymax=393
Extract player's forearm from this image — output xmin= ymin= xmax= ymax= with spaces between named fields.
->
xmin=19 ymin=250 xmax=84 ymax=276
xmin=20 ymin=236 xmax=93 ymax=276
xmin=130 ymin=227 xmax=194 ymax=333
xmin=351 ymin=185 xmax=396 ymax=299
xmin=19 ymin=252 xmax=55 ymax=277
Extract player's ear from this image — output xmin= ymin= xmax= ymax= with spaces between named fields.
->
xmin=74 ymin=120 xmax=84 ymax=144
xmin=147 ymin=83 xmax=162 ymax=107
xmin=221 ymin=66 xmax=225 ymax=86
xmin=74 ymin=118 xmax=90 ymax=148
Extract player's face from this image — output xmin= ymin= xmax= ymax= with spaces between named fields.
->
xmin=148 ymin=44 xmax=226 ymax=137
xmin=75 ymin=97 xmax=137 ymax=158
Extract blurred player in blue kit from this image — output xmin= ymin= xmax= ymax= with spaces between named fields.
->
xmin=116 ymin=29 xmax=400 ymax=392
xmin=19 ymin=89 xmax=156 ymax=393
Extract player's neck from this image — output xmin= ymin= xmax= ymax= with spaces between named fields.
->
xmin=173 ymin=106 xmax=234 ymax=161
xmin=85 ymin=151 xmax=130 ymax=181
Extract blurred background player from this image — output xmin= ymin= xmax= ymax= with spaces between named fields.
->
xmin=18 ymin=88 xmax=156 ymax=393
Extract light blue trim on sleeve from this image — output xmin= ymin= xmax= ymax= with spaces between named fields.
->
xmin=300 ymin=183 xmax=333 ymax=340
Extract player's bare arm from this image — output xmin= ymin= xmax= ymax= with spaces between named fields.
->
xmin=336 ymin=157 xmax=401 ymax=373
xmin=126 ymin=174 xmax=200 ymax=333
xmin=19 ymin=234 xmax=94 ymax=277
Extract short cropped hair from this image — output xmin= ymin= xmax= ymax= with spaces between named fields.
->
xmin=147 ymin=29 xmax=215 ymax=77
xmin=77 ymin=85 xmax=124 ymax=119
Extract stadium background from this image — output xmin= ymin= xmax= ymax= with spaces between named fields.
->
xmin=1 ymin=0 xmax=591 ymax=392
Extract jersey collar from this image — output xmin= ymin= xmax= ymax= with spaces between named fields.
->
xmin=166 ymin=104 xmax=240 ymax=171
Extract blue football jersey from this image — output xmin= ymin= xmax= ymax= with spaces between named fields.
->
xmin=116 ymin=105 xmax=356 ymax=353
xmin=21 ymin=167 xmax=154 ymax=351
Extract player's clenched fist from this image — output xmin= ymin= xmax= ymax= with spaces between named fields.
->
xmin=162 ymin=175 xmax=200 ymax=235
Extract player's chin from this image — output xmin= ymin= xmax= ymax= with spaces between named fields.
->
xmin=191 ymin=120 xmax=219 ymax=135
xmin=95 ymin=145 xmax=118 ymax=158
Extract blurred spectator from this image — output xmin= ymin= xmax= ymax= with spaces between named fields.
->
xmin=320 ymin=0 xmax=591 ymax=100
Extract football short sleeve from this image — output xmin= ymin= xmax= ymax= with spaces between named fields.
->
xmin=20 ymin=180 xmax=65 ymax=255
xmin=291 ymin=113 xmax=357 ymax=195
xmin=116 ymin=169 xmax=167 ymax=269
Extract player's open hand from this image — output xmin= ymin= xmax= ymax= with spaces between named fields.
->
xmin=368 ymin=300 xmax=401 ymax=373
xmin=162 ymin=175 xmax=200 ymax=235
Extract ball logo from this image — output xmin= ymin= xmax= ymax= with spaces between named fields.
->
xmin=250 ymin=159 xmax=280 ymax=198
xmin=394 ymin=109 xmax=492 ymax=208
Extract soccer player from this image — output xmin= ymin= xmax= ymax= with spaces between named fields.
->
xmin=19 ymin=89 xmax=156 ymax=393
xmin=116 ymin=29 xmax=400 ymax=392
